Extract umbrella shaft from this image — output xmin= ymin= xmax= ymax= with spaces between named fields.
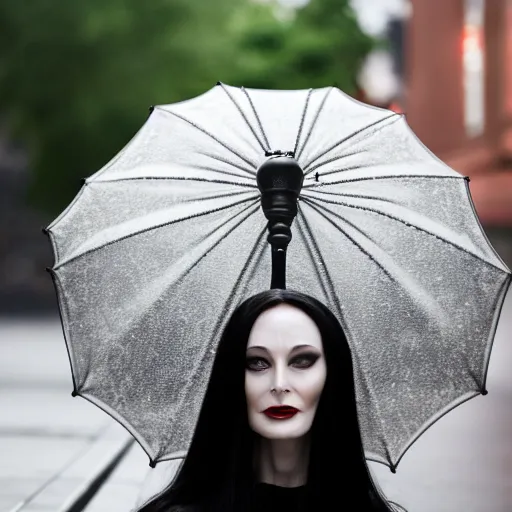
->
xmin=271 ymin=248 xmax=286 ymax=289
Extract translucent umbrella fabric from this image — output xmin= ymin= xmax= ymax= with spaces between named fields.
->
xmin=45 ymin=84 xmax=511 ymax=470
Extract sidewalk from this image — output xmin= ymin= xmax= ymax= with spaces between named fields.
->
xmin=0 ymin=320 xmax=149 ymax=512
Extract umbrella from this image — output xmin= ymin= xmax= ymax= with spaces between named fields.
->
xmin=44 ymin=83 xmax=511 ymax=472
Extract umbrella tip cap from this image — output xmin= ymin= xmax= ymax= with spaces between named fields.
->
xmin=257 ymin=155 xmax=304 ymax=192
xmin=482 ymin=388 xmax=488 ymax=395
xmin=71 ymin=390 xmax=78 ymax=397
xmin=149 ymin=460 xmax=156 ymax=468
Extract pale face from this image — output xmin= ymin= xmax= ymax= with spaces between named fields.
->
xmin=245 ymin=304 xmax=327 ymax=440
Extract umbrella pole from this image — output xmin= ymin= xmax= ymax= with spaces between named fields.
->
xmin=271 ymin=249 xmax=286 ymax=289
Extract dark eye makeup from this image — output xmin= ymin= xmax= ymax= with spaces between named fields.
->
xmin=245 ymin=351 xmax=320 ymax=372
xmin=290 ymin=352 xmax=320 ymax=368
xmin=245 ymin=356 xmax=270 ymax=372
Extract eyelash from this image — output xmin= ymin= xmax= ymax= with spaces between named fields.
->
xmin=245 ymin=353 xmax=320 ymax=372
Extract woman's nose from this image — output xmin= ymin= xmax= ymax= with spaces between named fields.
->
xmin=270 ymin=363 xmax=290 ymax=394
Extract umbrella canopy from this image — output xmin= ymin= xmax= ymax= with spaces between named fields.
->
xmin=44 ymin=83 xmax=511 ymax=471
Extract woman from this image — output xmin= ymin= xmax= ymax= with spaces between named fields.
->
xmin=137 ymin=289 xmax=406 ymax=511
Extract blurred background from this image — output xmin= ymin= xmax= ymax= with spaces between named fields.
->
xmin=0 ymin=0 xmax=511 ymax=511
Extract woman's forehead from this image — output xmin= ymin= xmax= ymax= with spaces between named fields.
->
xmin=246 ymin=304 xmax=322 ymax=350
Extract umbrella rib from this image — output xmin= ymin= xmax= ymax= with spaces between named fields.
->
xmin=104 ymin=200 xmax=262 ymax=358
xmin=295 ymin=206 xmax=392 ymax=462
xmin=303 ymin=189 xmax=399 ymax=205
xmin=303 ymin=195 xmax=456 ymax=334
xmin=54 ymin=195 xmax=260 ymax=269
xmin=241 ymin=87 xmax=272 ymax=152
xmin=302 ymin=174 xmax=463 ymax=189
xmin=166 ymin=201 xmax=262 ymax=288
xmin=196 ymin=154 xmax=259 ymax=177
xmin=218 ymin=82 xmax=269 ymax=153
xmin=302 ymin=112 xmax=401 ymax=173
xmin=94 ymin=175 xmax=258 ymax=189
xmin=168 ymin=223 xmax=268 ymax=438
xmin=157 ymin=107 xmax=258 ymax=173
xmin=300 ymin=198 xmax=395 ymax=281
xmin=304 ymin=194 xmax=504 ymax=271
xmin=294 ymin=214 xmax=332 ymax=301
xmin=91 ymin=117 xmax=150 ymax=181
xmin=173 ymin=189 xmax=260 ymax=206
xmin=304 ymin=149 xmax=369 ymax=176
xmin=204 ymin=225 xmax=267 ymax=351
xmin=84 ymin=203 xmax=263 ymax=464
xmin=293 ymin=88 xmax=313 ymax=157
xmin=47 ymin=269 xmax=80 ymax=391
xmin=308 ymin=164 xmax=366 ymax=178
xmin=295 ymin=87 xmax=334 ymax=161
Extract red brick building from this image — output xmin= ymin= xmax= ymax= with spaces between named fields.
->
xmin=403 ymin=0 xmax=512 ymax=226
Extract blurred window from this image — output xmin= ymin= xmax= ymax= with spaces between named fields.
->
xmin=463 ymin=0 xmax=485 ymax=138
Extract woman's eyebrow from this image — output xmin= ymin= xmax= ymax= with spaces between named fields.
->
xmin=246 ymin=344 xmax=320 ymax=352
xmin=246 ymin=345 xmax=269 ymax=352
xmin=247 ymin=344 xmax=320 ymax=354
xmin=291 ymin=344 xmax=318 ymax=351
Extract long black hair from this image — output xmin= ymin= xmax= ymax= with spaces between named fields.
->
xmin=139 ymin=289 xmax=404 ymax=511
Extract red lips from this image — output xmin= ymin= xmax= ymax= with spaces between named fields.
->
xmin=263 ymin=406 xmax=299 ymax=419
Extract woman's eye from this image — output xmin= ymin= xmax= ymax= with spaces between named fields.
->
xmin=246 ymin=357 xmax=269 ymax=372
xmin=290 ymin=353 xmax=319 ymax=369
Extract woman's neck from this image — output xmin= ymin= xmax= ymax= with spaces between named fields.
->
xmin=254 ymin=435 xmax=310 ymax=487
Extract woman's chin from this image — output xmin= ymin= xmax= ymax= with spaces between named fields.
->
xmin=256 ymin=422 xmax=312 ymax=440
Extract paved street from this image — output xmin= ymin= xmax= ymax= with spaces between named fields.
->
xmin=0 ymin=287 xmax=511 ymax=512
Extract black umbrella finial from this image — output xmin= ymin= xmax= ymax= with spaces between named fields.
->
xmin=257 ymin=155 xmax=304 ymax=290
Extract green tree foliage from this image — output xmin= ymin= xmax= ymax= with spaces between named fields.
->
xmin=0 ymin=0 xmax=375 ymax=214
xmin=229 ymin=0 xmax=375 ymax=91
xmin=0 ymin=0 xmax=238 ymax=213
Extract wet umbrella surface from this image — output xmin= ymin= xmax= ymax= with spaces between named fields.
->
xmin=44 ymin=84 xmax=511 ymax=471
